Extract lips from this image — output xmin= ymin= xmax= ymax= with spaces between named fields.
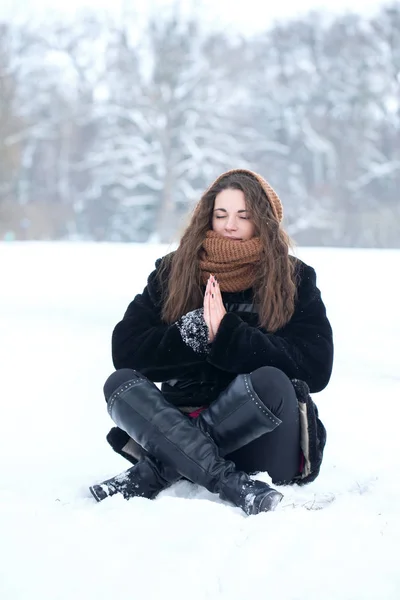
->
xmin=225 ymin=236 xmax=242 ymax=240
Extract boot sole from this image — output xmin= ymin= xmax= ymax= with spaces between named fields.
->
xmin=258 ymin=490 xmax=284 ymax=513
xmin=89 ymin=484 xmax=109 ymax=503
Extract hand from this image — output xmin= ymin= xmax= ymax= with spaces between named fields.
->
xmin=203 ymin=275 xmax=226 ymax=343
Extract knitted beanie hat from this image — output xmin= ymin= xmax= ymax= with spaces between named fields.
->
xmin=203 ymin=168 xmax=283 ymax=223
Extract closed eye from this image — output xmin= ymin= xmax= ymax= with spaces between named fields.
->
xmin=215 ymin=216 xmax=250 ymax=220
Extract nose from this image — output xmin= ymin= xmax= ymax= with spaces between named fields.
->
xmin=225 ymin=216 xmax=238 ymax=231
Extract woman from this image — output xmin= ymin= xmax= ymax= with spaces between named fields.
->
xmin=90 ymin=168 xmax=334 ymax=515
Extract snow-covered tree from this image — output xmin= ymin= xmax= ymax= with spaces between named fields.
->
xmin=80 ymin=14 xmax=253 ymax=242
xmin=1 ymin=3 xmax=399 ymax=246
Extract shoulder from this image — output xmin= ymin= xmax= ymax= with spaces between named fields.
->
xmin=290 ymin=255 xmax=315 ymax=277
xmin=146 ymin=251 xmax=176 ymax=304
xmin=150 ymin=251 xmax=175 ymax=282
xmin=290 ymin=256 xmax=321 ymax=305
xmin=290 ymin=255 xmax=317 ymax=283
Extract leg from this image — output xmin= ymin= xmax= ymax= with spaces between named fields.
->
xmin=105 ymin=367 xmax=282 ymax=464
xmin=91 ymin=370 xmax=178 ymax=502
xmin=100 ymin=369 xmax=283 ymax=514
xmin=104 ymin=372 xmax=144 ymax=465
xmin=226 ymin=366 xmax=301 ymax=484
xmin=90 ymin=367 xmax=284 ymax=503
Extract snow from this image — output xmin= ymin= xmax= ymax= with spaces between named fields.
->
xmin=1 ymin=241 xmax=399 ymax=600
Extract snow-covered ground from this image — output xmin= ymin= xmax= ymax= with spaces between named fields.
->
xmin=1 ymin=242 xmax=399 ymax=600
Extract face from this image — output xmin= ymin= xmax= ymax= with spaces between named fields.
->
xmin=212 ymin=188 xmax=255 ymax=241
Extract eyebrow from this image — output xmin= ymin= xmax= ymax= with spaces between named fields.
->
xmin=213 ymin=208 xmax=249 ymax=213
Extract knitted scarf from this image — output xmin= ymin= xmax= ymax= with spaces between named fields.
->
xmin=199 ymin=231 xmax=262 ymax=292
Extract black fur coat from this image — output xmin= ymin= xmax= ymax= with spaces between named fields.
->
xmin=111 ymin=255 xmax=334 ymax=411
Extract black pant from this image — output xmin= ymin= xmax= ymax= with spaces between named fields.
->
xmin=225 ymin=367 xmax=301 ymax=483
xmin=104 ymin=366 xmax=301 ymax=485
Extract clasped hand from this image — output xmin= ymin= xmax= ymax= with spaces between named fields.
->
xmin=203 ymin=275 xmax=226 ymax=343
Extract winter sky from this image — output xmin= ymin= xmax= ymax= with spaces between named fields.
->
xmin=0 ymin=0 xmax=391 ymax=33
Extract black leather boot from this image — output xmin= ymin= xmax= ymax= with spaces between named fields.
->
xmin=89 ymin=454 xmax=178 ymax=502
xmin=90 ymin=371 xmax=283 ymax=506
xmin=101 ymin=371 xmax=283 ymax=515
xmin=196 ymin=372 xmax=282 ymax=454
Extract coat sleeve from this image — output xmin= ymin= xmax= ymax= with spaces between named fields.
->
xmin=206 ymin=264 xmax=333 ymax=393
xmin=111 ymin=265 xmax=207 ymax=382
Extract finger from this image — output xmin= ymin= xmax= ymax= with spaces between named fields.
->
xmin=211 ymin=279 xmax=226 ymax=328
xmin=210 ymin=276 xmax=219 ymax=302
xmin=209 ymin=282 xmax=221 ymax=335
xmin=205 ymin=278 xmax=214 ymax=340
xmin=213 ymin=277 xmax=225 ymax=313
xmin=213 ymin=277 xmax=221 ymax=301
xmin=203 ymin=282 xmax=209 ymax=322
xmin=204 ymin=278 xmax=210 ymax=304
xmin=204 ymin=278 xmax=211 ymax=318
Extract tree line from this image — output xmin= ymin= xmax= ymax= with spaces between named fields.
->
xmin=1 ymin=3 xmax=399 ymax=246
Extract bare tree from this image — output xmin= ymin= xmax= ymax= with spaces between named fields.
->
xmin=83 ymin=14 xmax=252 ymax=242
xmin=1 ymin=3 xmax=399 ymax=246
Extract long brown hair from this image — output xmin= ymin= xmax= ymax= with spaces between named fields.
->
xmin=158 ymin=172 xmax=298 ymax=332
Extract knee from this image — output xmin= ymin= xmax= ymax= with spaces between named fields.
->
xmin=249 ymin=366 xmax=296 ymax=414
xmin=250 ymin=366 xmax=293 ymax=391
xmin=103 ymin=368 xmax=139 ymax=401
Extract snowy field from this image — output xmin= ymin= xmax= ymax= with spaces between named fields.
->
xmin=1 ymin=242 xmax=399 ymax=600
